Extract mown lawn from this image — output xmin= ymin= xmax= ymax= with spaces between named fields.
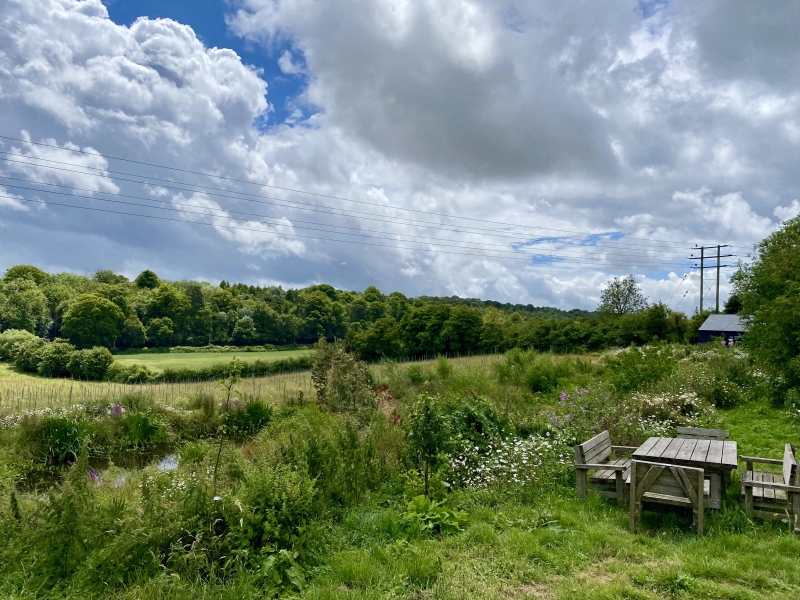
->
xmin=113 ymin=349 xmax=313 ymax=372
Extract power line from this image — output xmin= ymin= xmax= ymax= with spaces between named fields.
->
xmin=1 ymin=192 xmax=697 ymax=269
xmin=0 ymin=176 xmax=700 ymax=261
xmin=0 ymin=152 xmax=704 ymax=253
xmin=0 ymin=136 xmax=753 ymax=249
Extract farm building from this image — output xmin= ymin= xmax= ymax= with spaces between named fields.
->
xmin=698 ymin=314 xmax=747 ymax=343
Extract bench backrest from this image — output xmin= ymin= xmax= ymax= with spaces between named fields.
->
xmin=784 ymin=444 xmax=798 ymax=487
xmin=575 ymin=430 xmax=611 ymax=465
xmin=630 ymin=460 xmax=704 ymax=506
xmin=676 ymin=426 xmax=729 ymax=441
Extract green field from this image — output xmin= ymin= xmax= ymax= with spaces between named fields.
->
xmin=113 ymin=349 xmax=313 ymax=372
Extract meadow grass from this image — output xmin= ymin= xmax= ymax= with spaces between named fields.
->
xmin=3 ymin=348 xmax=800 ymax=599
xmin=113 ymin=349 xmax=314 ymax=372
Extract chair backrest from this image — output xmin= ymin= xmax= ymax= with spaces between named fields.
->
xmin=630 ymin=460 xmax=704 ymax=506
xmin=676 ymin=426 xmax=729 ymax=441
xmin=575 ymin=430 xmax=611 ymax=465
xmin=783 ymin=444 xmax=798 ymax=487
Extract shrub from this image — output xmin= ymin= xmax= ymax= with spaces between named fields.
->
xmin=604 ymin=344 xmax=680 ymax=393
xmin=403 ymin=495 xmax=467 ymax=536
xmin=13 ymin=336 xmax=47 ymax=372
xmin=407 ymin=394 xmax=449 ymax=496
xmin=406 ymin=364 xmax=426 ymax=385
xmin=68 ymin=347 xmax=114 ymax=380
xmin=37 ymin=340 xmax=76 ymax=377
xmin=106 ymin=362 xmax=156 ymax=383
xmin=311 ymin=339 xmax=377 ymax=417
xmin=495 ymin=348 xmax=589 ymax=393
xmin=0 ymin=328 xmax=39 ymax=360
xmin=225 ymin=400 xmax=273 ymax=435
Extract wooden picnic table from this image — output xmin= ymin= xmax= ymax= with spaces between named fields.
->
xmin=632 ymin=437 xmax=738 ymax=509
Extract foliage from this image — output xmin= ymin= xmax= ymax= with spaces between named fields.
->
xmin=496 ymin=348 xmax=591 ymax=393
xmin=404 ymin=495 xmax=467 ymax=535
xmin=311 ymin=339 xmax=377 ymax=417
xmin=0 ymin=277 xmax=50 ymax=334
xmin=105 ymin=361 xmax=156 ymax=383
xmin=224 ymin=400 xmax=273 ymax=435
xmin=733 ymin=215 xmax=800 ymax=392
xmin=37 ymin=339 xmax=77 ymax=377
xmin=68 ymin=346 xmax=114 ymax=380
xmin=604 ymin=343 xmax=680 ymax=393
xmin=598 ymin=274 xmax=647 ymax=315
xmin=0 ymin=328 xmax=39 ymax=360
xmin=12 ymin=336 xmax=47 ymax=372
xmin=134 ymin=269 xmax=160 ymax=289
xmin=406 ymin=394 xmax=449 ymax=496
xmin=61 ymin=293 xmax=125 ymax=349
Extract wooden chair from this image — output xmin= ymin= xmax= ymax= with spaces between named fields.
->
xmin=676 ymin=426 xmax=729 ymax=441
xmin=574 ymin=431 xmax=638 ymax=505
xmin=629 ymin=460 xmax=706 ymax=534
xmin=741 ymin=444 xmax=800 ymax=532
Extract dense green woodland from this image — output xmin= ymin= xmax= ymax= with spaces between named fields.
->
xmin=0 ymin=264 xmax=704 ymax=362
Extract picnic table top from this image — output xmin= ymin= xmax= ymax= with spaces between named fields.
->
xmin=632 ymin=436 xmax=738 ymax=471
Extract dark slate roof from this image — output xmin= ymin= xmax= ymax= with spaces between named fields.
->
xmin=698 ymin=314 xmax=747 ymax=332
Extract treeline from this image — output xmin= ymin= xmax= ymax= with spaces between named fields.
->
xmin=0 ymin=263 xmax=709 ymax=365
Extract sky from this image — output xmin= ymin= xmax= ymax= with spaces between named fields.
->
xmin=0 ymin=0 xmax=799 ymax=312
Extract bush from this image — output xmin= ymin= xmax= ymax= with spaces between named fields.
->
xmin=224 ymin=400 xmax=273 ymax=435
xmin=37 ymin=340 xmax=76 ymax=377
xmin=311 ymin=339 xmax=377 ymax=417
xmin=68 ymin=347 xmax=114 ymax=380
xmin=604 ymin=344 xmax=680 ymax=393
xmin=0 ymin=328 xmax=39 ymax=360
xmin=13 ymin=336 xmax=47 ymax=372
xmin=106 ymin=362 xmax=156 ymax=383
xmin=495 ymin=348 xmax=579 ymax=393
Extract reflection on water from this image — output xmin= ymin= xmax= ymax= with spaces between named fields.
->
xmin=157 ymin=454 xmax=179 ymax=472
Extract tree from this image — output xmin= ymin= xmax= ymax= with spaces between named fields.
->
xmin=351 ymin=316 xmax=402 ymax=359
xmin=135 ymin=269 xmax=160 ymax=289
xmin=598 ymin=275 xmax=647 ymax=315
xmin=3 ymin=264 xmax=49 ymax=285
xmin=120 ymin=314 xmax=147 ymax=348
xmin=438 ymin=305 xmax=482 ymax=353
xmin=723 ymin=294 xmax=742 ymax=314
xmin=61 ymin=294 xmax=125 ymax=349
xmin=733 ymin=215 xmax=800 ymax=393
xmin=0 ymin=278 xmax=49 ymax=333
xmin=406 ymin=394 xmax=449 ymax=496
xmin=146 ymin=317 xmax=175 ymax=347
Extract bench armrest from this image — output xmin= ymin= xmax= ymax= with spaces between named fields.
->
xmin=740 ymin=455 xmax=783 ymax=466
xmin=611 ymin=446 xmax=638 ymax=453
xmin=741 ymin=479 xmax=800 ymax=494
xmin=575 ymin=463 xmax=627 ymax=471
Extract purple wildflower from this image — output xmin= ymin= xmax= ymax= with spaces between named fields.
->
xmin=111 ymin=404 xmax=122 ymax=416
xmin=89 ymin=470 xmax=99 ymax=482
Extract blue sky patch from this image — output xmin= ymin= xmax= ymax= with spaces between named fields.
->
xmin=105 ymin=0 xmax=309 ymax=127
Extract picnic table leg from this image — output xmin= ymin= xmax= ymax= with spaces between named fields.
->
xmin=576 ymin=468 xmax=587 ymax=499
xmin=708 ymin=473 xmax=722 ymax=509
xmin=615 ymin=471 xmax=624 ymax=505
xmin=744 ymin=485 xmax=753 ymax=518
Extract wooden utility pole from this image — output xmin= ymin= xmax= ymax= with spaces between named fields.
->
xmin=700 ymin=247 xmax=704 ymax=313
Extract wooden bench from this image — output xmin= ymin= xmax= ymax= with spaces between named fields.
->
xmin=574 ymin=431 xmax=638 ymax=505
xmin=629 ymin=460 xmax=707 ymax=534
xmin=741 ymin=444 xmax=800 ymax=532
xmin=676 ymin=427 xmax=729 ymax=441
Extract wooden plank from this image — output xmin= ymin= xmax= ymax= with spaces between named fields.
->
xmin=752 ymin=471 xmax=764 ymax=500
xmin=721 ymin=441 xmax=738 ymax=469
xmin=648 ymin=437 xmax=673 ymax=459
xmin=661 ymin=437 xmax=684 ymax=460
xmin=675 ymin=438 xmax=698 ymax=462
xmin=585 ymin=445 xmax=612 ymax=465
xmin=633 ymin=437 xmax=660 ymax=458
xmin=676 ymin=426 xmax=729 ymax=440
xmin=641 ymin=492 xmax=692 ymax=507
xmin=705 ymin=441 xmax=723 ymax=467
xmin=580 ymin=430 xmax=610 ymax=453
xmin=783 ymin=444 xmax=798 ymax=486
xmin=763 ymin=472 xmax=775 ymax=501
xmin=690 ymin=439 xmax=711 ymax=463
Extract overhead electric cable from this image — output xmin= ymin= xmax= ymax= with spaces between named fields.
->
xmin=0 ymin=137 xmax=754 ymax=250
xmin=0 ymin=153 xmax=699 ymax=253
xmin=1 ymin=192 xmax=696 ymax=269
xmin=0 ymin=176 xmax=702 ymax=261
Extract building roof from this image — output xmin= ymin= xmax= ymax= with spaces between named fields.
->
xmin=698 ymin=314 xmax=747 ymax=333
